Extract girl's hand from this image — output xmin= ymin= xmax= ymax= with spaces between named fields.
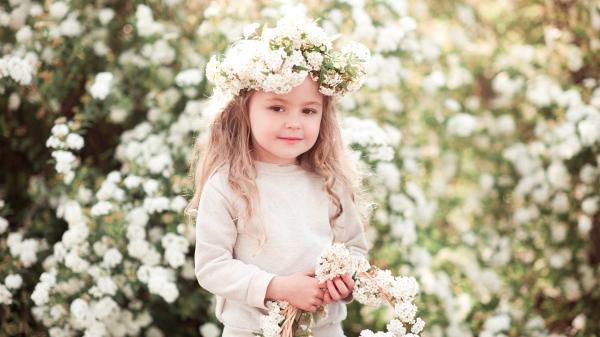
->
xmin=320 ymin=273 xmax=354 ymax=304
xmin=270 ymin=267 xmax=325 ymax=312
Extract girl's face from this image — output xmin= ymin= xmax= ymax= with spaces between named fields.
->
xmin=248 ymin=76 xmax=324 ymax=165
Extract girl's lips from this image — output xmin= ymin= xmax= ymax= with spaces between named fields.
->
xmin=279 ymin=137 xmax=302 ymax=144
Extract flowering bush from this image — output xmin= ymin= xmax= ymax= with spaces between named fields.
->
xmin=1 ymin=0 xmax=599 ymax=336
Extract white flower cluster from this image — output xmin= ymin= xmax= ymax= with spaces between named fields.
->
xmin=258 ymin=301 xmax=287 ymax=337
xmin=0 ymin=274 xmax=23 ymax=305
xmin=0 ymin=55 xmax=34 ymax=85
xmin=0 ymin=215 xmax=8 ymax=236
xmin=479 ymin=314 xmax=510 ymax=337
xmin=58 ymin=296 xmax=152 ymax=337
xmin=89 ymin=72 xmax=113 ymax=100
xmin=342 ymin=116 xmax=401 ymax=163
xmin=206 ymin=12 xmax=369 ymax=98
xmin=447 ymin=112 xmax=479 ymax=138
xmin=55 ymin=199 xmax=91 ymax=273
xmin=125 ymin=207 xmax=162 ymax=266
xmin=25 ymin=169 xmax=188 ymax=335
xmin=30 ymin=267 xmax=154 ymax=335
xmin=46 ymin=122 xmax=84 ymax=184
xmin=360 ymin=315 xmax=425 ymax=337
xmin=141 ymin=39 xmax=176 ymax=65
xmin=175 ymin=68 xmax=203 ymax=87
xmin=258 ymin=243 xmax=424 ymax=337
xmin=7 ymin=231 xmax=41 ymax=268
xmin=199 ymin=322 xmax=221 ymax=337
xmin=358 ymin=332 xmax=395 ymax=337
xmin=256 ymin=299 xmax=316 ymax=337
xmin=0 ymin=284 xmax=11 ymax=305
xmin=31 ymin=269 xmax=57 ymax=306
xmin=315 ymin=243 xmax=356 ymax=282
xmin=502 ymin=95 xmax=600 ymax=232
xmin=115 ymin=122 xmax=175 ymax=178
xmin=136 ymin=4 xmax=164 ymax=37
xmin=137 ymin=265 xmax=179 ymax=303
xmin=318 ymin=243 xmax=424 ymax=337
xmin=352 ymin=270 xmax=387 ymax=307
xmin=161 ymin=232 xmax=189 ymax=268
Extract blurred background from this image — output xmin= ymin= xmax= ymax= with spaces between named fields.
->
xmin=1 ymin=0 xmax=599 ymax=336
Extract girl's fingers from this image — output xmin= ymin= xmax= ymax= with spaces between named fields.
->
xmin=317 ymin=289 xmax=325 ymax=300
xmin=326 ymin=280 xmax=341 ymax=300
xmin=334 ymin=277 xmax=349 ymax=296
xmin=323 ymin=291 xmax=332 ymax=304
xmin=341 ymin=273 xmax=354 ymax=288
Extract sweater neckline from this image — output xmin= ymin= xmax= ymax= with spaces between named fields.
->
xmin=253 ymin=160 xmax=304 ymax=175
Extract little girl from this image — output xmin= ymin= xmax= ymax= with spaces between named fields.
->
xmin=187 ymin=14 xmax=371 ymax=337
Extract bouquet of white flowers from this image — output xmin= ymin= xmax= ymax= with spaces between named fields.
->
xmin=255 ymin=243 xmax=425 ymax=337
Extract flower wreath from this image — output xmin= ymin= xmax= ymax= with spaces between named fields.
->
xmin=205 ymin=14 xmax=370 ymax=98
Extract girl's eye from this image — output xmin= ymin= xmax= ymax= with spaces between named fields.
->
xmin=270 ymin=106 xmax=284 ymax=112
xmin=303 ymin=109 xmax=317 ymax=114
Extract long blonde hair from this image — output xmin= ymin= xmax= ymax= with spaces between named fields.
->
xmin=184 ymin=88 xmax=372 ymax=252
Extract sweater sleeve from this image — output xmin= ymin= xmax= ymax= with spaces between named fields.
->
xmin=336 ymin=184 xmax=370 ymax=260
xmin=334 ymin=182 xmax=370 ymax=304
xmin=194 ymin=173 xmax=277 ymax=310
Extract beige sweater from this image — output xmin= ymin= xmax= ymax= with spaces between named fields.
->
xmin=194 ymin=160 xmax=370 ymax=336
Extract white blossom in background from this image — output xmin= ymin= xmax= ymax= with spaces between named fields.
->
xmin=175 ymin=68 xmax=203 ymax=87
xmin=7 ymin=232 xmax=41 ymax=267
xmin=136 ymin=4 xmax=164 ymax=36
xmin=5 ymin=274 xmax=24 ymax=290
xmin=89 ymin=72 xmax=113 ymax=100
xmin=199 ymin=322 xmax=221 ymax=337
xmin=141 ymin=39 xmax=176 ymax=65
xmin=0 ymin=285 xmax=12 ymax=304
xmin=447 ymin=112 xmax=478 ymax=137
xmin=102 ymin=248 xmax=123 ymax=269
xmin=0 ymin=216 xmax=8 ymax=234
xmin=90 ymin=201 xmax=113 ymax=217
xmin=137 ymin=265 xmax=179 ymax=303
xmin=51 ymin=150 xmax=76 ymax=178
xmin=526 ymin=75 xmax=563 ymax=107
xmin=65 ymin=133 xmax=84 ymax=150
xmin=31 ymin=269 xmax=57 ymax=306
xmin=0 ymin=55 xmax=34 ymax=85
xmin=342 ymin=116 xmax=400 ymax=162
xmin=16 ymin=26 xmax=33 ymax=43
xmin=492 ymin=72 xmax=524 ymax=100
xmin=161 ymin=233 xmax=189 ymax=268
xmin=481 ymin=314 xmax=510 ymax=336
xmin=49 ymin=2 xmax=69 ymax=19
xmin=59 ymin=13 xmax=83 ymax=37
xmin=46 ymin=122 xmax=85 ymax=184
xmin=98 ymin=8 xmax=115 ymax=25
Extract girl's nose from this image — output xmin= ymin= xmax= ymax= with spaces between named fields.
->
xmin=284 ymin=114 xmax=302 ymax=129
xmin=285 ymin=121 xmax=301 ymax=129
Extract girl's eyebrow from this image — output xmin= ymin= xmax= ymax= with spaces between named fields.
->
xmin=266 ymin=97 xmax=322 ymax=106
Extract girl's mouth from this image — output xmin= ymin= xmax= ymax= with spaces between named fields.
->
xmin=279 ymin=137 xmax=302 ymax=144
